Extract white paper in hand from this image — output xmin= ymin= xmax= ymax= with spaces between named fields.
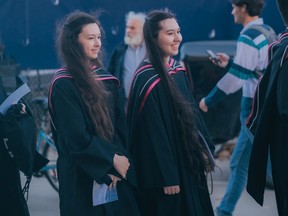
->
xmin=92 ymin=181 xmax=118 ymax=206
xmin=0 ymin=83 xmax=31 ymax=114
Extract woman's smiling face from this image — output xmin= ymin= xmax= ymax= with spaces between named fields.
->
xmin=157 ymin=18 xmax=182 ymax=63
xmin=78 ymin=23 xmax=101 ymax=60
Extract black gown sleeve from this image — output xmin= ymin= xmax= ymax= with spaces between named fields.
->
xmin=51 ymin=79 xmax=117 ymax=184
xmin=277 ymin=60 xmax=288 ymax=125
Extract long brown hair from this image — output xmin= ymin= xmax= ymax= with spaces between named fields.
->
xmin=56 ymin=10 xmax=114 ymax=141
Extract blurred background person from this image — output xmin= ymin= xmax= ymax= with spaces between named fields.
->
xmin=108 ymin=11 xmax=146 ymax=108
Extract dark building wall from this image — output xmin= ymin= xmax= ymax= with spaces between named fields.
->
xmin=0 ymin=0 xmax=283 ymax=69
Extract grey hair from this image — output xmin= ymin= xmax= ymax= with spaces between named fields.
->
xmin=125 ymin=11 xmax=146 ymax=26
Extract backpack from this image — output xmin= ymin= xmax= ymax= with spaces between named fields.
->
xmin=247 ymin=24 xmax=278 ymax=78
xmin=0 ymin=79 xmax=48 ymax=200
xmin=248 ymin=24 xmax=277 ymax=44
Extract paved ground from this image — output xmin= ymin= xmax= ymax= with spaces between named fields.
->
xmin=210 ymin=159 xmax=277 ymax=216
xmin=25 ymin=158 xmax=278 ymax=216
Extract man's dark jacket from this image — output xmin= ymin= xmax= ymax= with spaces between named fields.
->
xmin=107 ymin=42 xmax=128 ymax=103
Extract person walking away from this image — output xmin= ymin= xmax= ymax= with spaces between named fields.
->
xmin=199 ymin=0 xmax=271 ymax=215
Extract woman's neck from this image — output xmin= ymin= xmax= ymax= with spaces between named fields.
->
xmin=163 ymin=56 xmax=170 ymax=65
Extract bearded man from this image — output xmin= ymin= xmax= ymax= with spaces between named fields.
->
xmin=108 ymin=11 xmax=146 ymax=107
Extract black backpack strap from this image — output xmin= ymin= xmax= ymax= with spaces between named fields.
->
xmin=22 ymin=175 xmax=32 ymax=201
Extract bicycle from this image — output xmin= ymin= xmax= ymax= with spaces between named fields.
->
xmin=31 ymin=97 xmax=59 ymax=192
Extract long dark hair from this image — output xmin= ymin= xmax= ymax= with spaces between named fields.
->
xmin=56 ymin=10 xmax=114 ymax=141
xmin=144 ymin=10 xmax=205 ymax=174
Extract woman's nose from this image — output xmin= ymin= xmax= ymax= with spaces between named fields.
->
xmin=94 ymin=39 xmax=101 ymax=46
xmin=175 ymin=33 xmax=182 ymax=42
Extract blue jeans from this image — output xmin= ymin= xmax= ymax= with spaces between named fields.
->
xmin=217 ymin=100 xmax=252 ymax=216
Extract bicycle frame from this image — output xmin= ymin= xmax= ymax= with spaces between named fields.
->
xmin=36 ymin=130 xmax=57 ymax=172
xmin=31 ymin=96 xmax=59 ymax=192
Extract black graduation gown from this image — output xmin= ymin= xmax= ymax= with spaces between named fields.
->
xmin=127 ymin=59 xmax=214 ymax=216
xmin=48 ymin=67 xmax=139 ymax=216
xmin=0 ymin=147 xmax=30 ymax=216
xmin=247 ymin=30 xmax=288 ymax=215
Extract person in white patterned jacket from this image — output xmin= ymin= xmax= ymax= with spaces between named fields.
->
xmin=199 ymin=0 xmax=271 ymax=215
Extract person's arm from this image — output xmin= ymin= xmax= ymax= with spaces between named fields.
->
xmin=200 ymin=35 xmax=259 ymax=111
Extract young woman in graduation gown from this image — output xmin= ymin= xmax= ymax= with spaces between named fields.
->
xmin=127 ymin=10 xmax=215 ymax=216
xmin=48 ymin=11 xmax=139 ymax=216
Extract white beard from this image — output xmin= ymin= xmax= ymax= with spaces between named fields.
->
xmin=124 ymin=33 xmax=143 ymax=47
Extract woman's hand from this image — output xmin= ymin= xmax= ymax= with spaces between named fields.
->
xmin=108 ymin=174 xmax=121 ymax=189
xmin=113 ymin=154 xmax=130 ymax=179
xmin=163 ymin=185 xmax=180 ymax=195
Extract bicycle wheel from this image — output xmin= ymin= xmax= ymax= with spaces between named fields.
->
xmin=43 ymin=140 xmax=59 ymax=192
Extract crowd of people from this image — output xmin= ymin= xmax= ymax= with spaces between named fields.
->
xmin=1 ymin=0 xmax=288 ymax=215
